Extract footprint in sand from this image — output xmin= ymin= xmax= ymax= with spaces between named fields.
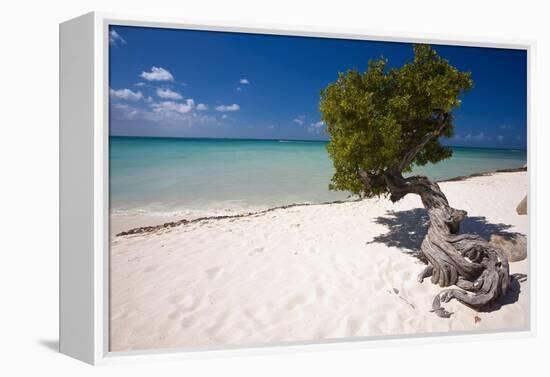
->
xmin=168 ymin=310 xmax=181 ymax=320
xmin=248 ymin=247 xmax=264 ymax=256
xmin=284 ymin=295 xmax=306 ymax=311
xmin=204 ymin=310 xmax=232 ymax=336
xmin=347 ymin=317 xmax=362 ymax=336
xmin=205 ymin=266 xmax=224 ymax=279
xmin=315 ymin=284 xmax=326 ymax=299
xmin=180 ymin=316 xmax=197 ymax=329
xmin=243 ymin=309 xmax=268 ymax=331
xmin=168 ymin=293 xmax=203 ymax=314
xmin=142 ymin=265 xmax=158 ymax=273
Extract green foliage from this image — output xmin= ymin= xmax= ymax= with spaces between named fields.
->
xmin=319 ymin=44 xmax=473 ymax=197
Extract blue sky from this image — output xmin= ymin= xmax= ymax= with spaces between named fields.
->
xmin=109 ymin=26 xmax=527 ymax=149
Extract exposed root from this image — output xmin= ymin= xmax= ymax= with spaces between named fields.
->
xmin=383 ymin=171 xmax=515 ymax=318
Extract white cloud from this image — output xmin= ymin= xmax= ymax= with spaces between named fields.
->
xmin=152 ymin=99 xmax=195 ymax=114
xmin=147 ymin=109 xmax=214 ymax=127
xmin=240 ymin=78 xmax=250 ymax=84
xmin=497 ymin=135 xmax=504 ymax=141
xmin=134 ymin=82 xmax=146 ymax=87
xmin=499 ymin=124 xmax=513 ymax=129
xmin=140 ymin=67 xmax=174 ymax=82
xmin=110 ymin=103 xmax=140 ymax=120
xmin=455 ymin=132 xmax=485 ymax=142
xmin=471 ymin=132 xmax=485 ymax=141
xmin=156 ymin=88 xmax=183 ymax=100
xmin=293 ymin=115 xmax=306 ymax=125
xmin=148 ymin=99 xmax=220 ymax=127
xmin=145 ymin=99 xmax=218 ymax=126
xmin=196 ymin=103 xmax=208 ymax=111
xmin=109 ymin=30 xmax=126 ymax=46
xmin=308 ymin=121 xmax=325 ymax=134
xmin=221 ymin=114 xmax=229 ymax=119
xmin=111 ymin=98 xmax=218 ymax=128
xmin=109 ymin=88 xmax=143 ymax=101
xmin=215 ymin=104 xmax=240 ymax=112
xmin=236 ymin=87 xmax=242 ymax=91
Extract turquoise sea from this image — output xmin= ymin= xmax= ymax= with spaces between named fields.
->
xmin=110 ymin=136 xmax=527 ymax=217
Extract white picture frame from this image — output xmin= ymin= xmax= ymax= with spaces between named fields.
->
xmin=59 ymin=11 xmax=535 ymax=365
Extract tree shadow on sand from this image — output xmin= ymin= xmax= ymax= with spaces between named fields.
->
xmin=367 ymin=208 xmax=525 ymax=253
xmin=366 ymin=208 xmax=527 ymax=309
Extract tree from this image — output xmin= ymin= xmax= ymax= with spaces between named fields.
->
xmin=320 ymin=44 xmax=512 ymax=317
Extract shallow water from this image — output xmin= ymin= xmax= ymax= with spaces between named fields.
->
xmin=110 ymin=136 xmax=526 ymax=216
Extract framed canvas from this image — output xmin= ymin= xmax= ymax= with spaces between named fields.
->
xmin=59 ymin=11 xmax=534 ymax=365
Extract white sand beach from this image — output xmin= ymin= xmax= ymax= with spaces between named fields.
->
xmin=110 ymin=171 xmax=529 ymax=352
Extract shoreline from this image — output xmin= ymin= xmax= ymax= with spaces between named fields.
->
xmin=113 ymin=166 xmax=527 ymax=237
xmin=438 ymin=166 xmax=526 ymax=182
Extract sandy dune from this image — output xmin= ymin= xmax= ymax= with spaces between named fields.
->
xmin=110 ymin=171 xmax=529 ymax=352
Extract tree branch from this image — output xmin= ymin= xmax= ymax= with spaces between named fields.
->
xmin=397 ymin=112 xmax=449 ymax=172
xmin=358 ymin=111 xmax=449 ymax=200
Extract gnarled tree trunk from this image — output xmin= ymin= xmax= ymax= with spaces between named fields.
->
xmin=359 ymin=115 xmax=512 ymax=318
xmin=384 ymin=171 xmax=510 ymax=317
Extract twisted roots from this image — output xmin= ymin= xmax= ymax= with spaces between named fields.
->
xmin=418 ymin=232 xmax=510 ymax=318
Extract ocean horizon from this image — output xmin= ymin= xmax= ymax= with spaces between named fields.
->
xmin=109 ymin=135 xmax=527 ymax=217
xmin=110 ymin=134 xmax=527 ymax=150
